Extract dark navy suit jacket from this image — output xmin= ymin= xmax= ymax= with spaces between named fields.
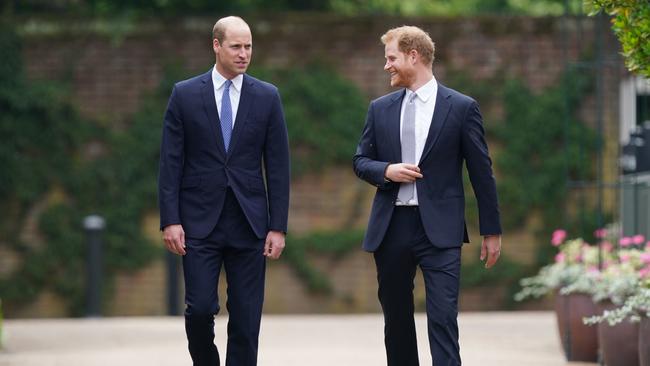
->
xmin=353 ymin=84 xmax=501 ymax=251
xmin=159 ymin=70 xmax=290 ymax=239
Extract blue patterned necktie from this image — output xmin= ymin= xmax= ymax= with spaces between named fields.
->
xmin=220 ymin=79 xmax=233 ymax=151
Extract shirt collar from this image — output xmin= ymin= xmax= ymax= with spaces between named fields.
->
xmin=212 ymin=65 xmax=244 ymax=92
xmin=409 ymin=76 xmax=438 ymax=103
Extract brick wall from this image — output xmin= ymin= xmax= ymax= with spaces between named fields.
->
xmin=3 ymin=14 xmax=628 ymax=316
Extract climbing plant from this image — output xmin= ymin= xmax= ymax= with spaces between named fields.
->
xmin=494 ymin=69 xmax=597 ymax=231
xmin=0 ymin=24 xmax=165 ymax=315
xmin=250 ymin=63 xmax=368 ymax=176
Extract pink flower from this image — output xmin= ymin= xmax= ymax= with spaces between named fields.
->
xmin=555 ymin=253 xmax=565 ymax=263
xmin=620 ymin=253 xmax=631 ymax=263
xmin=587 ymin=266 xmax=600 ymax=274
xmin=620 ymin=237 xmax=633 ymax=247
xmin=551 ymin=229 xmax=567 ymax=246
xmin=601 ymin=241 xmax=613 ymax=252
xmin=633 ymin=235 xmax=646 ymax=245
xmin=639 ymin=266 xmax=650 ymax=278
xmin=575 ymin=254 xmax=583 ymax=263
xmin=646 ymin=241 xmax=650 ymax=250
xmin=640 ymin=252 xmax=650 ymax=264
xmin=594 ymin=228 xmax=607 ymax=239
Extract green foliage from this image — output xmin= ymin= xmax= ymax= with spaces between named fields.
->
xmin=461 ymin=253 xmax=525 ymax=288
xmin=585 ymin=0 xmax=650 ymax=77
xmin=284 ymin=230 xmax=366 ymax=293
xmin=461 ymin=253 xmax=527 ymax=308
xmin=494 ymin=69 xmax=597 ymax=231
xmin=331 ymin=0 xmax=578 ymax=16
xmin=0 ymin=24 xmax=91 ymax=234
xmin=7 ymin=0 xmax=329 ymax=16
xmin=0 ymin=24 xmax=164 ymax=315
xmin=251 ymin=63 xmax=367 ymax=176
xmin=6 ymin=0 xmax=582 ymax=16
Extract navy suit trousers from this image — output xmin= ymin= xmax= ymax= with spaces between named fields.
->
xmin=183 ymin=188 xmax=266 ymax=366
xmin=374 ymin=206 xmax=462 ymax=366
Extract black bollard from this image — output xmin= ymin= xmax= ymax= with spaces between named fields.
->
xmin=83 ymin=214 xmax=105 ymax=317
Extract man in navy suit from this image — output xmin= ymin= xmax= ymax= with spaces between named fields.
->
xmin=158 ymin=16 xmax=290 ymax=366
xmin=353 ymin=26 xmax=502 ymax=365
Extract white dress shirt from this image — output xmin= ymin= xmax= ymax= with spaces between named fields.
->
xmin=396 ymin=76 xmax=438 ymax=205
xmin=212 ymin=66 xmax=243 ymax=126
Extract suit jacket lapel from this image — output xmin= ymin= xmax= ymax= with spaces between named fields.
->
xmin=387 ymin=90 xmax=406 ymax=163
xmin=419 ymin=86 xmax=452 ymax=164
xmin=200 ymin=70 xmax=227 ymax=156
xmin=227 ymin=74 xmax=254 ymax=156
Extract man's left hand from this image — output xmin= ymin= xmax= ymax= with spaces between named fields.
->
xmin=480 ymin=234 xmax=502 ymax=269
xmin=264 ymin=230 xmax=286 ymax=259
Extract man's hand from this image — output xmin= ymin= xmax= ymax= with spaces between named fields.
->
xmin=264 ymin=230 xmax=286 ymax=260
xmin=480 ymin=234 xmax=501 ymax=269
xmin=385 ymin=163 xmax=423 ymax=183
xmin=163 ymin=224 xmax=186 ymax=256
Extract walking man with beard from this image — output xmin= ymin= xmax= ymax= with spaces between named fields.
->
xmin=353 ymin=25 xmax=502 ymax=365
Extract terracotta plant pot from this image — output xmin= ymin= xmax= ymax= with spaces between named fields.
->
xmin=640 ymin=316 xmax=650 ymax=366
xmin=597 ymin=301 xmax=640 ymax=366
xmin=554 ymin=293 xmax=599 ymax=362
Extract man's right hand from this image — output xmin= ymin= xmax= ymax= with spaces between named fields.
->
xmin=163 ymin=224 xmax=186 ymax=256
xmin=385 ymin=163 xmax=423 ymax=183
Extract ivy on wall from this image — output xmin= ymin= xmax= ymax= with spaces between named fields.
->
xmin=250 ymin=63 xmax=367 ymax=175
xmin=494 ymin=70 xmax=597 ymax=229
xmin=0 ymin=24 xmax=164 ymax=315
xmin=495 ymin=69 xmax=603 ymax=267
xmin=5 ymin=0 xmax=582 ymax=17
xmin=0 ymin=23 xmax=97 ymax=311
xmin=284 ymin=230 xmax=366 ymax=293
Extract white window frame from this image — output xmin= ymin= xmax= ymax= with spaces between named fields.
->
xmin=620 ymin=76 xmax=650 ymax=144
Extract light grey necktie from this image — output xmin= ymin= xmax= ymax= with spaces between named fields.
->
xmin=398 ymin=92 xmax=417 ymax=204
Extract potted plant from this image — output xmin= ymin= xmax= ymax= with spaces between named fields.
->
xmin=636 ymin=288 xmax=650 ymax=366
xmin=515 ymin=230 xmax=603 ymax=362
xmin=584 ymin=241 xmax=650 ymax=366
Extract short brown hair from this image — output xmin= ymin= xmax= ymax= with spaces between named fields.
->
xmin=381 ymin=26 xmax=435 ymax=66
xmin=212 ymin=16 xmax=248 ymax=43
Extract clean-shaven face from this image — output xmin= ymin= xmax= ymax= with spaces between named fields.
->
xmin=214 ymin=24 xmax=252 ymax=79
xmin=383 ymin=39 xmax=415 ymax=88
